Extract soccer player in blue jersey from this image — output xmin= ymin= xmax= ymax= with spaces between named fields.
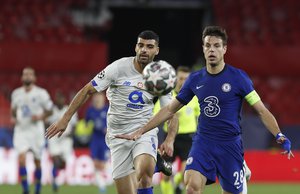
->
xmin=85 ymin=92 xmax=109 ymax=193
xmin=116 ymin=26 xmax=294 ymax=194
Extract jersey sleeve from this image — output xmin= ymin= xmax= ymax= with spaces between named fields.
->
xmin=40 ymin=89 xmax=53 ymax=111
xmin=176 ymin=74 xmax=195 ymax=105
xmin=238 ymin=70 xmax=261 ymax=105
xmin=11 ymin=90 xmax=17 ymax=110
xmin=91 ymin=62 xmax=118 ymax=92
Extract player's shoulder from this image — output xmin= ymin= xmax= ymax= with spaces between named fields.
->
xmin=226 ymin=64 xmax=248 ymax=75
xmin=11 ymin=87 xmax=24 ymax=96
xmin=188 ymin=68 xmax=206 ymax=80
xmin=34 ymin=85 xmax=48 ymax=92
xmin=112 ymin=56 xmax=134 ymax=67
xmin=32 ymin=85 xmax=50 ymax=96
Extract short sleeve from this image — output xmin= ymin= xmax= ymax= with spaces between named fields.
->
xmin=40 ymin=89 xmax=53 ymax=111
xmin=238 ymin=70 xmax=255 ymax=98
xmin=91 ymin=62 xmax=118 ymax=92
xmin=11 ymin=90 xmax=17 ymax=110
xmin=176 ymin=74 xmax=195 ymax=105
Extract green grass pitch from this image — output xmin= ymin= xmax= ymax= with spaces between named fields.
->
xmin=1 ymin=183 xmax=300 ymax=194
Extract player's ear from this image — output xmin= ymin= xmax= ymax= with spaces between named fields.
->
xmin=155 ymin=47 xmax=159 ymax=55
xmin=223 ymin=45 xmax=227 ymax=54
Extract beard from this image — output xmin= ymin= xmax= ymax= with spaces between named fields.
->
xmin=23 ymin=80 xmax=33 ymax=86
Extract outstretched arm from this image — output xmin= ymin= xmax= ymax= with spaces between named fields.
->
xmin=116 ymin=98 xmax=183 ymax=141
xmin=252 ymin=100 xmax=294 ymax=159
xmin=159 ymin=112 xmax=179 ymax=157
xmin=45 ymin=82 xmax=97 ymax=138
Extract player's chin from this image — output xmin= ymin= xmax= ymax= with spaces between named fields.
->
xmin=140 ymin=59 xmax=151 ymax=66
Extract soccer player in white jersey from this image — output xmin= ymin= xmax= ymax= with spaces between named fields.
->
xmin=46 ymin=91 xmax=78 ymax=193
xmin=11 ymin=67 xmax=53 ymax=194
xmin=45 ymin=30 xmax=179 ymax=194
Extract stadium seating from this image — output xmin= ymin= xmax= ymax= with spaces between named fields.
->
xmin=211 ymin=0 xmax=300 ymax=126
xmin=212 ymin=0 xmax=300 ymax=46
xmin=0 ymin=0 xmax=89 ymax=43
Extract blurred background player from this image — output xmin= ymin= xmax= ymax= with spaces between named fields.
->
xmin=154 ymin=66 xmax=200 ymax=194
xmin=85 ymin=92 xmax=110 ymax=193
xmin=46 ymin=91 xmax=78 ymax=193
xmin=10 ymin=67 xmax=53 ymax=194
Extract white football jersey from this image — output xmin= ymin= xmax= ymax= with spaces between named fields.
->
xmin=11 ymin=85 xmax=53 ymax=133
xmin=47 ymin=105 xmax=77 ymax=157
xmin=91 ymin=57 xmax=173 ymax=136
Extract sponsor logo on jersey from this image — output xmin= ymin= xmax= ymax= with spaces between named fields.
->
xmin=123 ymin=81 xmax=131 ymax=86
xmin=97 ymin=70 xmax=105 ymax=79
xmin=222 ymin=83 xmax=231 ymax=92
xmin=127 ymin=90 xmax=145 ymax=109
xmin=204 ymin=96 xmax=220 ymax=117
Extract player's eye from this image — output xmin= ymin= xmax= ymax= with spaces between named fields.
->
xmin=138 ymin=43 xmax=144 ymax=48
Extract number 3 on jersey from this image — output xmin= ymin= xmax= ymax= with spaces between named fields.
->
xmin=203 ymin=96 xmax=220 ymax=117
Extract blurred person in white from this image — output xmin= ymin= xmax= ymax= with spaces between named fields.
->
xmin=11 ymin=67 xmax=53 ymax=194
xmin=46 ymin=91 xmax=78 ymax=193
xmin=45 ymin=30 xmax=178 ymax=194
xmin=85 ymin=92 xmax=110 ymax=193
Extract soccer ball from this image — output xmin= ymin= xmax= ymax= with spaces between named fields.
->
xmin=142 ymin=60 xmax=177 ymax=96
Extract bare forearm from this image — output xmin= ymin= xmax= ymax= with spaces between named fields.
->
xmin=63 ymin=84 xmax=95 ymax=122
xmin=258 ymin=108 xmax=281 ymax=137
xmin=165 ymin=114 xmax=179 ymax=143
xmin=141 ymin=106 xmax=175 ymax=134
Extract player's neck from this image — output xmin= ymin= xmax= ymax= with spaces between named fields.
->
xmin=133 ymin=57 xmax=143 ymax=74
xmin=206 ymin=62 xmax=225 ymax=74
xmin=23 ymin=84 xmax=34 ymax=92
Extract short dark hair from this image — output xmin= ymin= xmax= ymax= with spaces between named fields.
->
xmin=138 ymin=30 xmax=159 ymax=45
xmin=177 ymin=66 xmax=191 ymax=73
xmin=23 ymin=66 xmax=35 ymax=74
xmin=202 ymin=26 xmax=228 ymax=45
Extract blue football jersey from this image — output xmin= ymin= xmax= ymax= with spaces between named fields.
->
xmin=176 ymin=64 xmax=255 ymax=141
xmin=85 ymin=105 xmax=109 ymax=135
